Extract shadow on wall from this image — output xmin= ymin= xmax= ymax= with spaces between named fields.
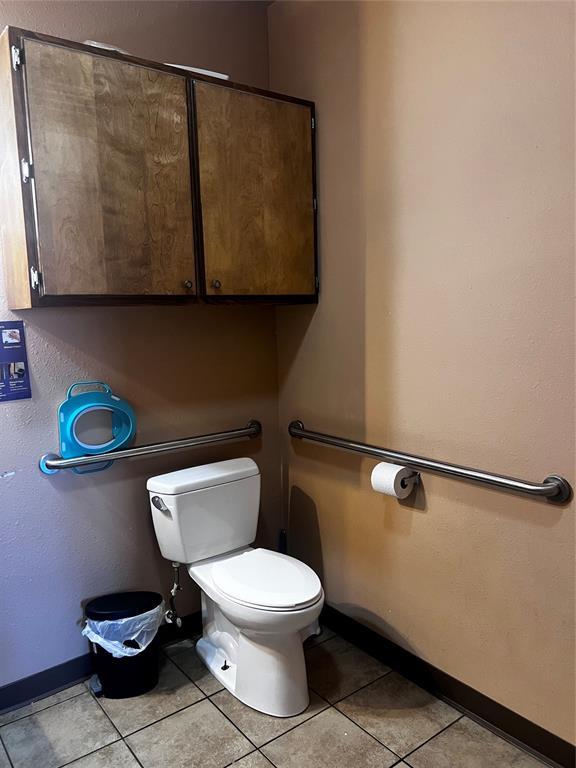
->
xmin=287 ymin=485 xmax=324 ymax=582
xmin=288 ymin=471 xmax=427 ymax=591
xmin=287 ymin=478 xmax=425 ymax=589
xmin=289 ymin=482 xmax=423 ymax=663
xmin=328 ymin=601 xmax=421 ymax=659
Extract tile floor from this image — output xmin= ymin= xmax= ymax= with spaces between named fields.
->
xmin=0 ymin=629 xmax=549 ymax=768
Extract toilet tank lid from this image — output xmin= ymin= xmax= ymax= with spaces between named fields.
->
xmin=147 ymin=458 xmax=259 ymax=495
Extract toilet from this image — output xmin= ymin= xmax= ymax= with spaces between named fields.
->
xmin=147 ymin=457 xmax=324 ymax=717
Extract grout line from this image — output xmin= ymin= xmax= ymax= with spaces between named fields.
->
xmin=162 ymin=655 xmax=206 ymax=698
xmin=255 ymin=748 xmax=277 ymax=767
xmin=166 ymin=652 xmax=223 ymax=696
xmin=123 ymin=737 xmax=146 ymax=768
xmin=251 ymin=697 xmax=330 ymax=750
xmin=333 ymin=706 xmax=404 ymax=762
xmin=87 ymin=690 xmax=150 ymax=768
xmin=160 ymin=641 xmax=195 ymax=661
xmin=329 ymin=693 xmax=466 ymax=766
xmin=87 ymin=682 xmax=174 ymax=768
xmin=257 ymin=704 xmax=407 ymax=767
xmin=89 ymin=691 xmax=124 ymax=740
xmin=114 ymin=697 xmax=207 ymax=739
xmin=58 ymin=737 xmax=123 ymax=768
xmin=445 ymin=707 xmax=557 ymax=768
xmin=259 ymin=746 xmax=282 ymax=768
xmin=308 ymin=667 xmax=392 ymax=707
xmin=0 ymin=688 xmax=87 ymax=728
xmin=221 ymin=747 xmax=259 ymax=768
xmin=0 ymin=731 xmax=15 ymax=768
xmin=303 ymin=629 xmax=337 ymax=650
xmin=401 ymin=715 xmax=465 ymax=764
xmin=207 ymin=697 xmax=260 ymax=751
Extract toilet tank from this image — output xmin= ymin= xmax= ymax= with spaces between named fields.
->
xmin=147 ymin=458 xmax=260 ymax=564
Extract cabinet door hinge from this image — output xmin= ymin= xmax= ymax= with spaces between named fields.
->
xmin=11 ymin=45 xmax=22 ymax=71
xmin=20 ymin=158 xmax=32 ymax=183
xmin=313 ymin=197 xmax=317 ymax=212
xmin=30 ymin=266 xmax=41 ymax=291
xmin=311 ymin=116 xmax=315 ymax=130
xmin=315 ymin=275 xmax=320 ymax=290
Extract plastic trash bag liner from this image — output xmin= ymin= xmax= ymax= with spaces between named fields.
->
xmin=82 ymin=601 xmax=165 ymax=658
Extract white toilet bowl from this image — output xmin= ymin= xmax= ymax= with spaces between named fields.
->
xmin=189 ymin=547 xmax=324 ymax=716
xmin=147 ymin=458 xmax=325 ymax=718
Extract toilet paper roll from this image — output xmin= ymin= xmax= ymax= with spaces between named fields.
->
xmin=371 ymin=462 xmax=418 ymax=499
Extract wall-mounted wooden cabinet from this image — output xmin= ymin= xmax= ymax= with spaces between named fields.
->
xmin=0 ymin=27 xmax=317 ymax=309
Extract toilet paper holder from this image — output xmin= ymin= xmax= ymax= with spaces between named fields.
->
xmin=371 ymin=462 xmax=420 ymax=499
xmin=400 ymin=473 xmax=420 ymax=490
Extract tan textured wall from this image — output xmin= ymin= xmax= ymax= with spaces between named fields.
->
xmin=0 ymin=1 xmax=278 ymax=688
xmin=0 ymin=0 xmax=270 ymax=88
xmin=269 ymin=1 xmax=575 ymax=741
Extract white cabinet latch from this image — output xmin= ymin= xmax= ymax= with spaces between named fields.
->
xmin=21 ymin=158 xmax=32 ymax=183
xmin=11 ymin=45 xmax=21 ymax=71
xmin=30 ymin=267 xmax=40 ymax=291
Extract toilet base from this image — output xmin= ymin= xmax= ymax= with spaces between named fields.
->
xmin=196 ymin=594 xmax=320 ymax=717
xmin=196 ymin=635 xmax=238 ymax=693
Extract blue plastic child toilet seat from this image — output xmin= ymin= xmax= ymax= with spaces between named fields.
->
xmin=42 ymin=381 xmax=136 ymax=474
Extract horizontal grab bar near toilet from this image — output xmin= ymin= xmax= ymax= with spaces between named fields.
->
xmin=39 ymin=420 xmax=262 ymax=474
xmin=288 ymin=420 xmax=572 ymax=504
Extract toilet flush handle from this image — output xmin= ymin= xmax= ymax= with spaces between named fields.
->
xmin=151 ymin=496 xmax=170 ymax=513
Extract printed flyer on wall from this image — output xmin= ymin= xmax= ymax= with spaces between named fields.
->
xmin=0 ymin=320 xmax=31 ymax=402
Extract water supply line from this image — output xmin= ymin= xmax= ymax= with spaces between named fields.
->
xmin=165 ymin=562 xmax=183 ymax=628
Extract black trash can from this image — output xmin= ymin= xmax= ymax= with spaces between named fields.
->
xmin=85 ymin=591 xmax=162 ymax=699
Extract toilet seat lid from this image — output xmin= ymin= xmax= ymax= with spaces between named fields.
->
xmin=212 ymin=549 xmax=322 ymax=610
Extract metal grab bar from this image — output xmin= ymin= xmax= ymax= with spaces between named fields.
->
xmin=40 ymin=420 xmax=262 ymax=474
xmin=288 ymin=420 xmax=572 ymax=504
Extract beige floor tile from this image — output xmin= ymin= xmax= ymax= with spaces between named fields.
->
xmin=337 ymin=672 xmax=460 ymax=755
xmin=98 ymin=656 xmax=204 ymax=735
xmin=0 ymin=692 xmax=118 ymax=768
xmin=163 ymin=637 xmax=197 ymax=656
xmin=0 ymin=683 xmax=86 ymax=726
xmin=304 ymin=626 xmax=337 ymax=648
xmin=0 ymin=741 xmax=10 ymax=768
xmin=228 ymin=752 xmax=274 ymax=767
xmin=261 ymin=707 xmax=398 ymax=768
xmin=405 ymin=717 xmax=546 ymax=768
xmin=306 ymin=635 xmax=390 ymax=703
xmin=66 ymin=741 xmax=140 ymax=767
xmin=165 ymin=638 xmax=224 ymax=695
xmin=211 ymin=688 xmax=328 ymax=747
xmin=127 ymin=698 xmax=252 ymax=768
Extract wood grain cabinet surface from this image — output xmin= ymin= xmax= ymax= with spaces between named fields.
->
xmin=25 ymin=39 xmax=196 ymax=298
xmin=195 ymin=82 xmax=316 ymax=298
xmin=0 ymin=27 xmax=317 ymax=308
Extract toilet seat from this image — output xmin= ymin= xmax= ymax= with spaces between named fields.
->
xmin=211 ymin=548 xmax=322 ymax=611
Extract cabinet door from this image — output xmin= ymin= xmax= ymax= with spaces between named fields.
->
xmin=23 ymin=40 xmax=196 ymax=297
xmin=194 ymin=82 xmax=316 ymax=297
